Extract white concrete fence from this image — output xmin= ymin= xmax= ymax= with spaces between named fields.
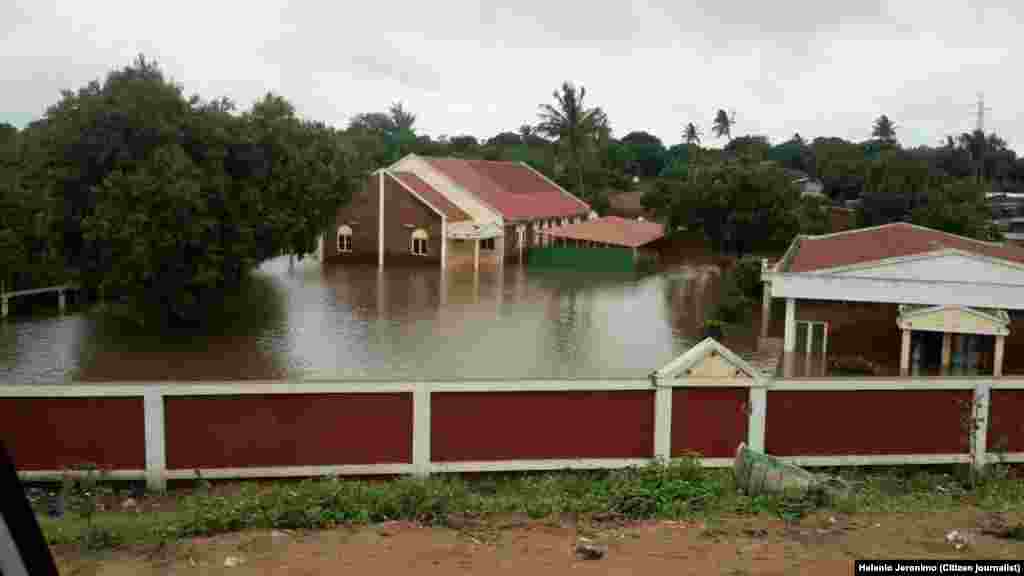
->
xmin=4 ymin=375 xmax=1022 ymax=492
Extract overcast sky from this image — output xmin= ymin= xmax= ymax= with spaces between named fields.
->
xmin=3 ymin=0 xmax=1020 ymax=150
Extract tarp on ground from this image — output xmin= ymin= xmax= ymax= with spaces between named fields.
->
xmin=526 ymin=246 xmax=635 ymax=273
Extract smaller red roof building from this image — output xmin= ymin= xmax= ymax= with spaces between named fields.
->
xmin=543 ymin=216 xmax=665 ymax=248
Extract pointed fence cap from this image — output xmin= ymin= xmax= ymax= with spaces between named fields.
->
xmin=654 ymin=337 xmax=764 ymax=383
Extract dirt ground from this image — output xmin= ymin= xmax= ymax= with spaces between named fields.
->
xmin=53 ymin=508 xmax=1024 ymax=575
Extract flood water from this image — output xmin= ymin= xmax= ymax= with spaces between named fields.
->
xmin=0 ymin=257 xmax=766 ymax=385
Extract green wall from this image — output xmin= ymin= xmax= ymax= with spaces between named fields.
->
xmin=526 ymin=246 xmax=635 ymax=272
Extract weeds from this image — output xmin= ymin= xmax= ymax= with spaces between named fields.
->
xmin=34 ymin=456 xmax=1024 ymax=552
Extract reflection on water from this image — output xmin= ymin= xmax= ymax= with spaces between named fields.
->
xmin=0 ymin=257 xmax=760 ymax=384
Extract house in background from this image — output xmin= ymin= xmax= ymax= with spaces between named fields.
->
xmin=319 ymin=155 xmax=593 ymax=271
xmin=762 ymin=222 xmax=1024 ymax=378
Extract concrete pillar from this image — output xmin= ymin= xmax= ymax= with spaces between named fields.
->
xmin=497 ymin=234 xmax=505 ymax=267
xmin=473 ymin=238 xmax=480 ymax=272
xmin=783 ymin=298 xmax=797 ymax=352
xmin=900 ymin=329 xmax=911 ymax=376
xmin=58 ymin=290 xmax=66 ymax=314
xmin=1 ymin=297 xmax=7 ymax=319
xmin=941 ymin=332 xmax=952 ymax=370
xmin=994 ymin=334 xmax=1005 ymax=377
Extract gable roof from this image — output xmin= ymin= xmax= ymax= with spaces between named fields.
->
xmin=780 ymin=222 xmax=1024 ymax=273
xmin=423 ymin=157 xmax=591 ymax=221
xmin=390 ymin=171 xmax=472 ymax=222
xmin=543 ymin=216 xmax=665 ymax=248
xmin=654 ymin=337 xmax=764 ymax=382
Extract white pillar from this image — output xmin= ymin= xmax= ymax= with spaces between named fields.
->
xmin=972 ymin=381 xmax=991 ymax=471
xmin=143 ymin=389 xmax=167 ymax=492
xmin=994 ymin=335 xmax=1005 ymax=377
xmin=783 ymin=298 xmax=797 ymax=352
xmin=941 ymin=332 xmax=952 ymax=369
xmin=412 ymin=383 xmax=431 ymax=477
xmin=747 ymin=386 xmax=767 ymax=453
xmin=317 ymin=234 xmax=325 ymax=265
xmin=378 ymin=172 xmax=385 ymax=270
xmin=2 ymin=296 xmax=8 ymax=319
xmin=440 ymin=218 xmax=447 ymax=271
xmin=473 ymin=238 xmax=480 ymax=272
xmin=653 ymin=379 xmax=673 ymax=461
xmin=900 ymin=329 xmax=911 ymax=376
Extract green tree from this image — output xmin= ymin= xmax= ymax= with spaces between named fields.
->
xmin=858 ymin=150 xmax=938 ymax=227
xmin=911 ymin=179 xmax=1002 ymax=240
xmin=620 ymin=131 xmax=666 ymax=178
xmin=536 ymin=81 xmax=609 ymax=205
xmin=712 ymin=109 xmax=734 ymax=141
xmin=871 ymin=114 xmax=897 ymax=145
xmin=682 ymin=122 xmax=702 ymax=146
xmin=647 ymin=159 xmax=803 ymax=256
xmin=38 ymin=56 xmax=351 ymax=323
xmin=725 ymin=135 xmax=771 ymax=161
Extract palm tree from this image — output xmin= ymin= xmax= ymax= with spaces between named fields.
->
xmin=712 ymin=109 xmax=733 ymax=141
xmin=682 ymin=122 xmax=702 ymax=145
xmin=871 ymin=115 xmax=897 ymax=144
xmin=536 ymin=81 xmax=608 ymax=200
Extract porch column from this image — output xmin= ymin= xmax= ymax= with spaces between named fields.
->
xmin=378 ymin=172 xmax=385 ymax=270
xmin=783 ymin=298 xmax=797 ymax=352
xmin=994 ymin=335 xmax=1006 ymax=377
xmin=473 ymin=238 xmax=480 ymax=272
xmin=58 ymin=289 xmax=66 ymax=314
xmin=518 ymin=224 xmax=524 ymax=264
xmin=941 ymin=332 xmax=952 ymax=369
xmin=440 ymin=218 xmax=447 ymax=270
xmin=900 ymin=329 xmax=911 ymax=376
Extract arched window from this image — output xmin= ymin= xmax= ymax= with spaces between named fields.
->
xmin=411 ymin=228 xmax=429 ymax=256
xmin=337 ymin=225 xmax=353 ymax=253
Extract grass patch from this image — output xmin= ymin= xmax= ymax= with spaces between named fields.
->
xmin=33 ymin=458 xmax=1024 ymax=552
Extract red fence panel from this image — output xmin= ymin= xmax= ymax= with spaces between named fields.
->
xmin=0 ymin=397 xmax=145 ymax=470
xmin=431 ymin=390 xmax=654 ymax=461
xmin=165 ymin=393 xmax=412 ymax=469
xmin=989 ymin=390 xmax=1024 ymax=453
xmin=671 ymin=388 xmax=748 ymax=459
xmin=766 ymin=390 xmax=970 ymax=456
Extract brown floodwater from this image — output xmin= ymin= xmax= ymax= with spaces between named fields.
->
xmin=0 ymin=257 xmax=767 ymax=385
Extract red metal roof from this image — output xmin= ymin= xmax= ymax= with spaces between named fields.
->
xmin=543 ymin=216 xmax=665 ymax=248
xmin=424 ymin=158 xmax=591 ymax=221
xmin=784 ymin=222 xmax=1024 ymax=272
xmin=390 ymin=171 xmax=472 ymax=222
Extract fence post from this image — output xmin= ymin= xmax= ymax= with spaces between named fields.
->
xmin=972 ymin=380 xmax=990 ymax=471
xmin=747 ymin=382 xmax=767 ymax=453
xmin=143 ymin=388 xmax=167 ymax=492
xmin=652 ymin=374 xmax=672 ymax=461
xmin=413 ymin=383 xmax=431 ymax=476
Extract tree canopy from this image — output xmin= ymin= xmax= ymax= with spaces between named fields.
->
xmin=24 ymin=56 xmax=352 ymax=323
